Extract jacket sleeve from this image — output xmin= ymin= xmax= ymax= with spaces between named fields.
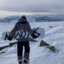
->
xmin=10 ymin=24 xmax=18 ymax=38
xmin=26 ymin=22 xmax=33 ymax=35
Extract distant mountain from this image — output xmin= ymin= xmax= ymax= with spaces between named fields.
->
xmin=0 ymin=14 xmax=64 ymax=23
xmin=33 ymin=16 xmax=64 ymax=22
xmin=0 ymin=16 xmax=20 ymax=23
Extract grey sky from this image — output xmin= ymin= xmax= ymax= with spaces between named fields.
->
xmin=0 ymin=0 xmax=64 ymax=13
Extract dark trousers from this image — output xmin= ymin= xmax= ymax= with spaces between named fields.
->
xmin=17 ymin=41 xmax=30 ymax=62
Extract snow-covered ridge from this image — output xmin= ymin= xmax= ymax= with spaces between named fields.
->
xmin=0 ymin=18 xmax=64 ymax=64
xmin=28 ymin=21 xmax=64 ymax=64
xmin=0 ymin=14 xmax=64 ymax=23
xmin=0 ymin=16 xmax=20 ymax=23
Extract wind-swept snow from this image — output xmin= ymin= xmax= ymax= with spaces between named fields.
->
xmin=0 ymin=21 xmax=64 ymax=64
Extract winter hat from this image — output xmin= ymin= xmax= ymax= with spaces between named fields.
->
xmin=21 ymin=15 xmax=26 ymax=20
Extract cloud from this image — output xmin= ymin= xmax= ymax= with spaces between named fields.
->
xmin=0 ymin=0 xmax=64 ymax=13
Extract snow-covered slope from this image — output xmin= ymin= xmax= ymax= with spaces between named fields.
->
xmin=0 ymin=14 xmax=64 ymax=23
xmin=0 ymin=21 xmax=64 ymax=64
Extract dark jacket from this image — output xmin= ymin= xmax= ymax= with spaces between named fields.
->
xmin=10 ymin=19 xmax=33 ymax=41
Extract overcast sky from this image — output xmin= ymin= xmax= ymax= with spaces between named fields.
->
xmin=0 ymin=0 xmax=64 ymax=13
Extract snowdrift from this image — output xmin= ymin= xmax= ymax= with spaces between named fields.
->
xmin=0 ymin=21 xmax=64 ymax=64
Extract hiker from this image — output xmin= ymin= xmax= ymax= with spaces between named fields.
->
xmin=8 ymin=15 xmax=38 ymax=64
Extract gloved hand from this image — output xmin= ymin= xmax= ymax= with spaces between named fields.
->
xmin=31 ymin=33 xmax=38 ymax=38
xmin=8 ymin=36 xmax=12 ymax=41
xmin=31 ymin=28 xmax=40 ymax=38
xmin=31 ymin=32 xmax=40 ymax=38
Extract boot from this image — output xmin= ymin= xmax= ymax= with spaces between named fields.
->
xmin=18 ymin=56 xmax=22 ymax=64
xmin=23 ymin=53 xmax=30 ymax=64
xmin=19 ymin=62 xmax=22 ymax=64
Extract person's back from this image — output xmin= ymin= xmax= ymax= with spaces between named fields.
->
xmin=10 ymin=16 xmax=33 ymax=42
xmin=8 ymin=15 xmax=38 ymax=64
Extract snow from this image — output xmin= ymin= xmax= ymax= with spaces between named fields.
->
xmin=0 ymin=19 xmax=64 ymax=64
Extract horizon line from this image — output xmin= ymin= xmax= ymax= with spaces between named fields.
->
xmin=0 ymin=10 xmax=64 ymax=16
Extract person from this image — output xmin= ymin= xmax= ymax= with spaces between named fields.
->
xmin=8 ymin=15 xmax=39 ymax=64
